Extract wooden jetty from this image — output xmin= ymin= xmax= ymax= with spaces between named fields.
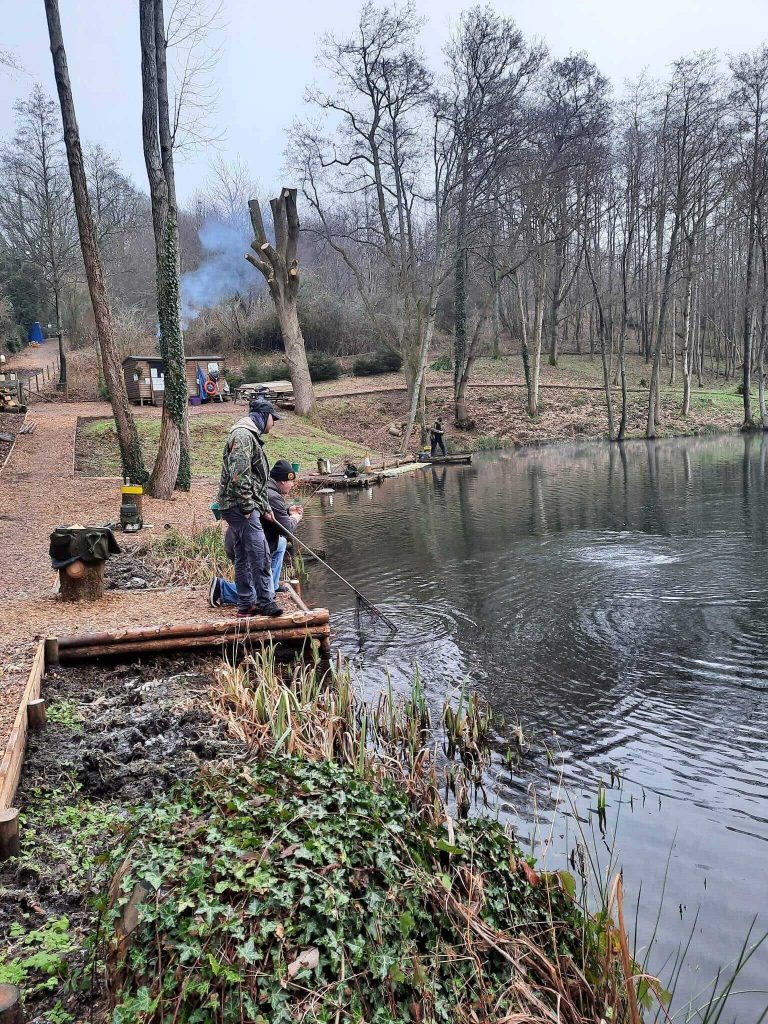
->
xmin=417 ymin=453 xmax=473 ymax=465
xmin=302 ymin=471 xmax=386 ymax=488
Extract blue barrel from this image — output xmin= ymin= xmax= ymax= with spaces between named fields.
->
xmin=28 ymin=322 xmax=44 ymax=343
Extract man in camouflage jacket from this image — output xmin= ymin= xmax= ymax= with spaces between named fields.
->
xmin=217 ymin=398 xmax=283 ymax=617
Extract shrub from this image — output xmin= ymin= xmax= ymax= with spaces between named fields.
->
xmin=431 ymin=353 xmax=452 ymax=372
xmin=307 ymin=351 xmax=340 ymax=382
xmin=225 ymin=368 xmax=243 ymax=393
xmin=240 ymin=357 xmax=290 ymax=384
xmin=353 ymin=349 xmax=403 ymax=376
xmin=6 ymin=334 xmax=22 ymax=354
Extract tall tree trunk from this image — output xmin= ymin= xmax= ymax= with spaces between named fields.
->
xmin=52 ymin=279 xmax=67 ymax=391
xmin=647 ymin=215 xmax=681 ymax=438
xmin=44 ymin=0 xmax=147 ymax=483
xmin=512 ymin=270 xmax=532 ymax=397
xmin=680 ymin=266 xmax=694 ymax=416
xmin=453 ymin=159 xmax=469 ymax=424
xmin=400 ymin=309 xmax=436 ymax=457
xmin=491 ymin=288 xmax=500 ymax=360
xmin=140 ymin=0 xmax=190 ymax=496
xmin=529 ymin=261 xmax=546 ymax=417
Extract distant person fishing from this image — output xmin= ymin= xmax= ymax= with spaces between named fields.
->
xmin=430 ymin=416 xmax=447 ymax=457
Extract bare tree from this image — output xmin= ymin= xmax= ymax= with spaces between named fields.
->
xmin=246 ymin=190 xmax=316 ymax=416
xmin=0 ymin=84 xmax=78 ymax=384
xmin=43 ymin=0 xmax=148 ymax=483
xmin=164 ymin=0 xmax=224 ymax=153
xmin=731 ymin=46 xmax=768 ymax=429
xmin=445 ymin=6 xmax=547 ymax=425
xmin=646 ymin=55 xmax=725 ymax=439
xmin=294 ymin=3 xmax=455 ymax=447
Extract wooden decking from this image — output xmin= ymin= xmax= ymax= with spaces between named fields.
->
xmin=302 ymin=471 xmax=386 ymax=488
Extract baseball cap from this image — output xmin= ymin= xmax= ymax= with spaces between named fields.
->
xmin=249 ymin=396 xmax=281 ymax=421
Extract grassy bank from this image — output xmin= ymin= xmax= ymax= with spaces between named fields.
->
xmin=75 ymin=413 xmax=371 ymax=478
xmin=314 ymin=354 xmax=754 ymax=457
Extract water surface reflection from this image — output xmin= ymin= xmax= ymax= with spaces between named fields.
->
xmin=303 ymin=434 xmax=768 ymax=1017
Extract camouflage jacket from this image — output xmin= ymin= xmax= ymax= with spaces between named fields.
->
xmin=217 ymin=417 xmax=270 ymax=515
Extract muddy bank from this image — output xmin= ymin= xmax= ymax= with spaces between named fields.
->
xmin=0 ymin=655 xmax=238 ymax=1023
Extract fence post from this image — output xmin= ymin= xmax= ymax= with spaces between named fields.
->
xmin=35 ymin=373 xmax=39 ymax=393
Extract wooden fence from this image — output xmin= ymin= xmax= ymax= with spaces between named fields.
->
xmin=19 ymin=355 xmax=62 ymax=405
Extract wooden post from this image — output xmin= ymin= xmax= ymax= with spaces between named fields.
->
xmin=44 ymin=637 xmax=60 ymax=666
xmin=0 ymin=984 xmax=23 ymax=1024
xmin=35 ymin=374 xmax=39 ymax=393
xmin=27 ymin=699 xmax=47 ymax=730
xmin=0 ymin=808 xmax=20 ymax=860
xmin=59 ymin=561 xmax=104 ymax=602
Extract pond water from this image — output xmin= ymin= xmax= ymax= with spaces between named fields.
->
xmin=301 ymin=434 xmax=768 ymax=1019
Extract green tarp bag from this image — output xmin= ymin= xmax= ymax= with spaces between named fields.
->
xmin=49 ymin=526 xmax=121 ymax=569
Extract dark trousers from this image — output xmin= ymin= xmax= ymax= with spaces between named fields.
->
xmin=431 ymin=435 xmax=447 ymax=456
xmin=220 ymin=507 xmax=273 ymax=610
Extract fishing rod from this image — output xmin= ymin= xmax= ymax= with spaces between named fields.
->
xmin=273 ymin=520 xmax=398 ymax=634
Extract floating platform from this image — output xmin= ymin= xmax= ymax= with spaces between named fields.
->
xmin=302 ymin=472 xmax=385 ymax=488
xmin=417 ymin=453 xmax=473 ymax=465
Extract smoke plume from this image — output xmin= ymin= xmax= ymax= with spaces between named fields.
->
xmin=181 ymin=217 xmax=253 ymax=322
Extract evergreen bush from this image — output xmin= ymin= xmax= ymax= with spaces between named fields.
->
xmin=307 ymin=351 xmax=341 ymax=381
xmin=353 ymin=350 xmax=403 ymax=376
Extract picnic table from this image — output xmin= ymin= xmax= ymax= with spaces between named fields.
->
xmin=235 ymin=380 xmax=295 ymax=407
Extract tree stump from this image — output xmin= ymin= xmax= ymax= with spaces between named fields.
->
xmin=0 ymin=808 xmax=20 ymax=861
xmin=59 ymin=560 xmax=104 ymax=602
xmin=0 ymin=983 xmax=23 ymax=1024
xmin=27 ymin=699 xmax=47 ymax=730
xmin=44 ymin=636 xmax=59 ymax=666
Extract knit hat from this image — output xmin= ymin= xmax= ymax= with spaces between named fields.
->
xmin=270 ymin=459 xmax=296 ymax=482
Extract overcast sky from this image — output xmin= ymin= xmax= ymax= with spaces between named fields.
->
xmin=1 ymin=0 xmax=766 ymax=202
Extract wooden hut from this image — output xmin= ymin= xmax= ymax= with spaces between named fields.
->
xmin=122 ymin=355 xmax=228 ymax=406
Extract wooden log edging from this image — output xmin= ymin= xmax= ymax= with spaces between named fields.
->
xmin=0 ymin=638 xmax=45 ymax=812
xmin=59 ymin=624 xmax=332 ymax=662
xmin=57 ymin=609 xmax=330 ymax=650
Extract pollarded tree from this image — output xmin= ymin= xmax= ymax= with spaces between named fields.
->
xmin=246 ymin=190 xmax=316 ymax=417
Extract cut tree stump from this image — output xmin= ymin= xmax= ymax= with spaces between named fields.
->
xmin=44 ymin=637 xmax=59 ymax=666
xmin=27 ymin=699 xmax=46 ymax=730
xmin=0 ymin=983 xmax=23 ymax=1024
xmin=59 ymin=560 xmax=104 ymax=602
xmin=0 ymin=808 xmax=20 ymax=860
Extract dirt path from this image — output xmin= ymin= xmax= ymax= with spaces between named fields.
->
xmin=0 ymin=400 xmax=241 ymax=758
